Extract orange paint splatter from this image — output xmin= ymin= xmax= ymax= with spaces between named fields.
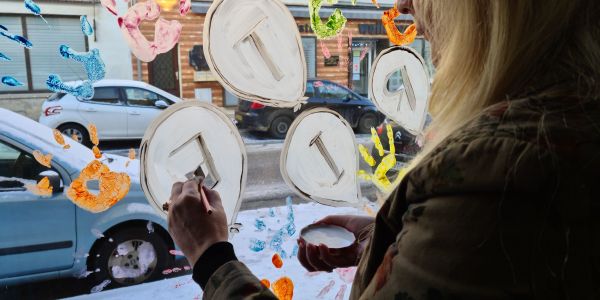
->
xmin=33 ymin=150 xmax=52 ymax=168
xmin=53 ymin=129 xmax=71 ymax=150
xmin=371 ymin=0 xmax=380 ymax=8
xmin=128 ymin=148 xmax=136 ymax=160
xmin=71 ymin=133 xmax=79 ymax=142
xmin=260 ymin=279 xmax=270 ymax=289
xmin=272 ymin=277 xmax=293 ymax=300
xmin=382 ymin=7 xmax=417 ymax=46
xmin=88 ymin=123 xmax=99 ymax=146
xmin=26 ymin=176 xmax=53 ymax=197
xmin=272 ymin=253 xmax=283 ymax=269
xmin=66 ymin=160 xmax=131 ymax=213
xmin=92 ymin=145 xmax=102 ymax=159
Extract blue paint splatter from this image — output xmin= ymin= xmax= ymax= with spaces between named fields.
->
xmin=249 ymin=238 xmax=266 ymax=252
xmin=0 ymin=31 xmax=33 ymax=49
xmin=24 ymin=0 xmax=48 ymax=24
xmin=291 ymin=244 xmax=299 ymax=258
xmin=59 ymin=45 xmax=105 ymax=81
xmin=46 ymin=74 xmax=94 ymax=99
xmin=80 ymin=16 xmax=93 ymax=36
xmin=0 ymin=52 xmax=11 ymax=61
xmin=0 ymin=24 xmax=7 ymax=31
xmin=268 ymin=208 xmax=275 ymax=217
xmin=254 ymin=218 xmax=266 ymax=232
xmin=1 ymin=76 xmax=23 ymax=87
xmin=284 ymin=196 xmax=296 ymax=236
xmin=269 ymin=228 xmax=284 ymax=254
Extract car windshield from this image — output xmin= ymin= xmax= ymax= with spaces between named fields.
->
xmin=0 ymin=0 xmax=438 ymax=299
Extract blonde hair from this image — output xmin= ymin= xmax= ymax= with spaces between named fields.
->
xmin=409 ymin=0 xmax=600 ymax=166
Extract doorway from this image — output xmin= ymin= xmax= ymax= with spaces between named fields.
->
xmin=149 ymin=46 xmax=180 ymax=97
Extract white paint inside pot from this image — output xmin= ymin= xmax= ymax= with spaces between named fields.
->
xmin=301 ymin=225 xmax=356 ymax=249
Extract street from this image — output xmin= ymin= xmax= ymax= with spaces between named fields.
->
xmin=102 ymin=129 xmax=379 ymax=209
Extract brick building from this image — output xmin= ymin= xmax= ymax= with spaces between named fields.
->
xmin=134 ymin=0 xmax=433 ymax=107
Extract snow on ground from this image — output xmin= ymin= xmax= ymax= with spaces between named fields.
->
xmin=68 ymin=199 xmax=374 ymax=300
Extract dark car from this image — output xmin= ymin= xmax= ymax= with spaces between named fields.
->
xmin=235 ymin=80 xmax=385 ymax=138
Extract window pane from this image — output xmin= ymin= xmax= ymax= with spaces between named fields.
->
xmin=320 ymin=83 xmax=348 ymax=99
xmin=125 ymin=88 xmax=159 ymax=107
xmin=27 ymin=16 xmax=87 ymax=90
xmin=88 ymin=87 xmax=120 ymax=104
xmin=301 ymin=37 xmax=316 ymax=79
xmin=0 ymin=141 xmax=44 ymax=188
xmin=0 ymin=16 xmax=29 ymax=92
xmin=305 ymin=82 xmax=315 ymax=97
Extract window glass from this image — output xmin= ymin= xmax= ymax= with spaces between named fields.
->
xmin=319 ymin=82 xmax=349 ymax=99
xmin=125 ymin=88 xmax=162 ymax=107
xmin=0 ymin=141 xmax=46 ymax=190
xmin=27 ymin=16 xmax=87 ymax=90
xmin=305 ymin=82 xmax=315 ymax=97
xmin=87 ymin=87 xmax=121 ymax=104
xmin=0 ymin=16 xmax=28 ymax=92
xmin=301 ymin=37 xmax=316 ymax=79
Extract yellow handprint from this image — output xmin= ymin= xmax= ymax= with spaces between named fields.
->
xmin=357 ymin=124 xmax=407 ymax=192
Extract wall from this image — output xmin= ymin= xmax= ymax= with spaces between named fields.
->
xmin=131 ymin=9 xmax=224 ymax=106
xmin=0 ymin=0 xmax=133 ymax=120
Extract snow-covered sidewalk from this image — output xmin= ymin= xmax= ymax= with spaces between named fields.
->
xmin=68 ymin=200 xmax=373 ymax=300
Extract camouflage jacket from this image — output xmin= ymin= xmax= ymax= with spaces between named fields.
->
xmin=199 ymin=96 xmax=600 ymax=300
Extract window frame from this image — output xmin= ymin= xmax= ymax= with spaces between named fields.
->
xmin=123 ymin=87 xmax=170 ymax=108
xmin=0 ymin=14 xmax=88 ymax=94
xmin=301 ymin=36 xmax=318 ymax=79
xmin=0 ymin=135 xmax=68 ymax=194
xmin=78 ymin=86 xmax=125 ymax=106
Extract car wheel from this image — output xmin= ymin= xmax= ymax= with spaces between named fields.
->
xmin=269 ymin=116 xmax=292 ymax=139
xmin=90 ymin=227 xmax=172 ymax=288
xmin=357 ymin=113 xmax=379 ymax=134
xmin=58 ymin=124 xmax=91 ymax=147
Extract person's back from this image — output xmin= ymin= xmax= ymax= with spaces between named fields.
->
xmin=350 ymin=95 xmax=600 ymax=299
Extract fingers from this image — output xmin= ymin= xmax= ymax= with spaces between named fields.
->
xmin=170 ymin=182 xmax=184 ymax=202
xmin=202 ymin=186 xmax=223 ymax=208
xmin=297 ymin=239 xmax=315 ymax=272
xmin=306 ymin=244 xmax=334 ymax=272
xmin=182 ymin=180 xmax=201 ymax=198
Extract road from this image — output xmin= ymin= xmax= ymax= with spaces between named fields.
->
xmin=101 ymin=129 xmax=379 ymax=209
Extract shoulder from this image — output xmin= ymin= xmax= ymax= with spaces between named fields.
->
xmin=406 ymin=97 xmax=600 ymax=202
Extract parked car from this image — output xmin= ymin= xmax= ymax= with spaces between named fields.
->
xmin=0 ymin=108 xmax=174 ymax=288
xmin=235 ymin=80 xmax=385 ymax=138
xmin=39 ymin=80 xmax=180 ymax=147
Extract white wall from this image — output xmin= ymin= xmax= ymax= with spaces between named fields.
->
xmin=0 ymin=0 xmax=133 ymax=80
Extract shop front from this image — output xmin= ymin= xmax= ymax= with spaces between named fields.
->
xmin=132 ymin=1 xmax=431 ymax=107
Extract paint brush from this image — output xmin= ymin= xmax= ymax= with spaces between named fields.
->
xmin=162 ymin=166 xmax=213 ymax=215
xmin=186 ymin=165 xmax=214 ymax=215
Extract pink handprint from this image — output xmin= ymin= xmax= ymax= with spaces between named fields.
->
xmin=118 ymin=0 xmax=182 ymax=62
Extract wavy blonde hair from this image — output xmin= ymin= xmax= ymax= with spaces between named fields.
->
xmin=409 ymin=0 xmax=600 ymax=166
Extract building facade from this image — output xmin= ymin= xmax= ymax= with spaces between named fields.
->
xmin=0 ymin=0 xmax=133 ymax=119
xmin=134 ymin=0 xmax=433 ymax=107
xmin=0 ymin=0 xmax=433 ymax=119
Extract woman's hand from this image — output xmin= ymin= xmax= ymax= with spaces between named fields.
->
xmin=168 ymin=178 xmax=228 ymax=266
xmin=297 ymin=215 xmax=375 ymax=272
